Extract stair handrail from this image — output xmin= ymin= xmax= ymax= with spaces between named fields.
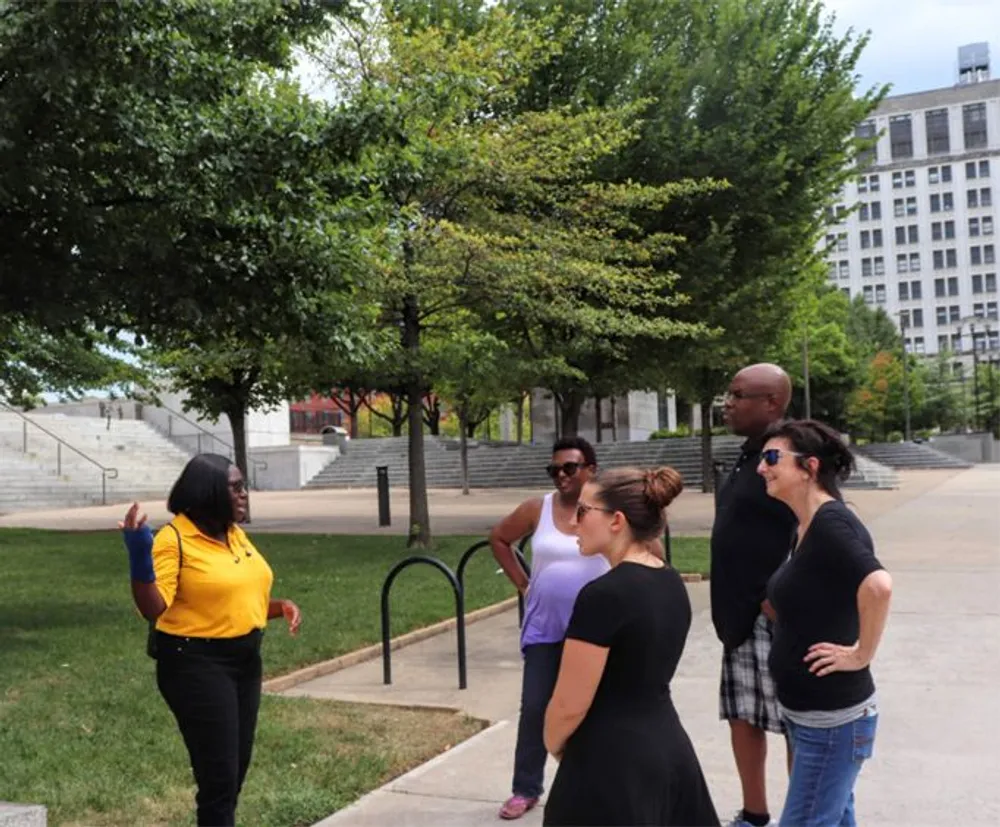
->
xmin=0 ymin=399 xmax=119 ymax=504
xmin=141 ymin=402 xmax=268 ymax=486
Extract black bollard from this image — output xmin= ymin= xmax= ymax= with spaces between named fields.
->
xmin=376 ymin=465 xmax=391 ymax=527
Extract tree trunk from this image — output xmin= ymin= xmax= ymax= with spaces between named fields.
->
xmin=594 ymin=395 xmax=603 ymax=443
xmin=347 ymin=389 xmax=360 ymax=439
xmin=466 ymin=419 xmax=477 ymax=438
xmin=423 ymin=394 xmax=442 ymax=436
xmin=515 ymin=392 xmax=525 ymax=444
xmin=225 ymin=403 xmax=251 ymax=523
xmin=700 ymin=392 xmax=714 ymax=494
xmin=459 ymin=407 xmax=470 ymax=496
xmin=403 ymin=292 xmax=431 ymax=548
xmin=610 ymin=396 xmax=618 ymax=442
xmin=558 ymin=391 xmax=584 ymax=437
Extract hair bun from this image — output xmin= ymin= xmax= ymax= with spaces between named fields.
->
xmin=643 ymin=467 xmax=683 ymax=509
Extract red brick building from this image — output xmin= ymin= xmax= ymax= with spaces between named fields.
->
xmin=288 ymin=392 xmax=351 ymax=435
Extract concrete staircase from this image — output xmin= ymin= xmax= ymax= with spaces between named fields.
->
xmin=0 ymin=412 xmax=192 ymax=514
xmin=857 ymin=441 xmax=975 ymax=470
xmin=305 ymin=436 xmax=898 ymax=490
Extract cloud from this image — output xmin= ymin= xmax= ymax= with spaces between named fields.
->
xmin=824 ymin=0 xmax=1000 ymax=95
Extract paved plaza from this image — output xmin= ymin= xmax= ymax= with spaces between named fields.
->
xmin=272 ymin=467 xmax=998 ymax=827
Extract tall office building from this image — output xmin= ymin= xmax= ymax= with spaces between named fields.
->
xmin=824 ymin=44 xmax=1000 ymax=369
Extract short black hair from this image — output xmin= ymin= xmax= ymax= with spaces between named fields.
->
xmin=552 ymin=436 xmax=598 ymax=467
xmin=761 ymin=419 xmax=854 ymax=500
xmin=167 ymin=453 xmax=236 ymax=531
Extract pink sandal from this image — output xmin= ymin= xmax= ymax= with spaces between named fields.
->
xmin=499 ymin=795 xmax=539 ymax=820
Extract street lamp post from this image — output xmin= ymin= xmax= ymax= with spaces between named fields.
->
xmin=971 ymin=322 xmax=981 ymax=432
xmin=894 ymin=311 xmax=912 ymax=441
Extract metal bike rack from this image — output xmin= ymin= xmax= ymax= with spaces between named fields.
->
xmin=456 ymin=539 xmax=532 ymax=628
xmin=381 ymin=556 xmax=466 ymax=689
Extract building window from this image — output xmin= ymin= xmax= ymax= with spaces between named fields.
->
xmin=963 ymin=102 xmax=988 ymax=149
xmin=984 ymin=217 xmax=994 ymax=236
xmin=863 ymin=285 xmax=874 ymax=304
xmin=896 ymin=253 xmax=908 ymax=273
xmin=895 ymin=226 xmax=906 ymax=245
xmin=838 ymin=233 xmax=848 ymax=252
xmin=899 ymin=282 xmax=910 ymax=301
xmin=968 ymin=189 xmax=979 ymax=208
xmin=935 ymin=277 xmax=946 ymax=297
xmin=989 ymin=302 xmax=999 ymax=321
xmin=942 ymin=165 xmax=953 ymax=182
xmin=970 ymin=217 xmax=981 ymax=237
xmin=893 ymin=198 xmax=905 ymax=218
xmin=973 ymin=274 xmax=984 ymax=293
xmin=934 ymin=249 xmax=958 ymax=270
xmin=841 ymin=287 xmax=851 ymax=298
xmin=828 ymin=261 xmax=837 ymax=280
xmin=914 ymin=336 xmax=925 ymax=354
xmin=860 ymin=230 xmax=870 ymax=249
xmin=905 ymin=170 xmax=916 ymax=187
xmin=936 ymin=306 xmax=948 ymax=325
xmin=925 ymin=108 xmax=951 ymax=155
xmin=874 ymin=256 xmax=885 ymax=276
xmin=910 ymin=252 xmax=921 ymax=272
xmin=907 ymin=196 xmax=917 ymax=215
xmin=890 ymin=114 xmax=914 ymax=159
xmin=981 ymin=187 xmax=992 ymax=207
xmin=972 ymin=245 xmax=983 ymax=265
xmin=980 ymin=160 xmax=990 ymax=177
xmin=912 ymin=308 xmax=924 ymax=327
xmin=875 ymin=284 xmax=887 ymax=305
xmin=939 ymin=334 xmax=950 ymax=351
xmin=862 ymin=257 xmax=872 ymax=277
xmin=900 ymin=309 xmax=911 ymax=328
xmin=855 ymin=120 xmax=877 ymax=166
xmin=974 ymin=302 xmax=985 ymax=318
xmin=873 ymin=228 xmax=883 ymax=247
xmin=949 ymin=276 xmax=960 ymax=296
xmin=967 ymin=160 xmax=979 ymax=179
xmin=892 ymin=172 xmax=903 ymax=190
xmin=911 ymin=280 xmax=923 ymax=299
xmin=944 ymin=192 xmax=954 ymax=211
xmin=950 ymin=304 xmax=961 ymax=322
xmin=945 ymin=220 xmax=956 ymax=239
xmin=868 ymin=174 xmax=880 ymax=192
xmin=987 ymin=244 xmax=996 ymax=264
xmin=908 ymin=225 xmax=918 ymax=243
xmin=838 ymin=260 xmax=850 ymax=279
xmin=987 ymin=273 xmax=998 ymax=292
xmin=857 ymin=176 xmax=868 ymax=194
xmin=929 ymin=167 xmax=940 ymax=185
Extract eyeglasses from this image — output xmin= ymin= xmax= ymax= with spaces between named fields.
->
xmin=725 ymin=389 xmax=774 ymax=403
xmin=229 ymin=480 xmax=248 ymax=494
xmin=546 ymin=462 xmax=583 ymax=479
xmin=761 ymin=448 xmax=804 ymax=466
xmin=576 ymin=502 xmax=615 ymax=521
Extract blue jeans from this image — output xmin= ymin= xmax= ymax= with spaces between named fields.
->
xmin=780 ymin=713 xmax=878 ymax=827
xmin=511 ymin=642 xmax=563 ymax=798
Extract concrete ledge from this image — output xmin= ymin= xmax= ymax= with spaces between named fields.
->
xmin=263 ymin=597 xmax=520 ymax=694
xmin=0 ymin=803 xmax=46 ymax=827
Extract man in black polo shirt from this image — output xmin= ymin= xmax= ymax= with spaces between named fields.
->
xmin=711 ymin=363 xmax=796 ymax=827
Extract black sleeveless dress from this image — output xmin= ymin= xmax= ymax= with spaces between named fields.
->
xmin=543 ymin=563 xmax=718 ymax=826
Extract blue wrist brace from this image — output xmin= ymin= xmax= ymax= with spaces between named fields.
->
xmin=123 ymin=524 xmax=156 ymax=583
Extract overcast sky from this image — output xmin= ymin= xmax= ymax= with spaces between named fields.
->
xmin=825 ymin=0 xmax=1000 ymax=95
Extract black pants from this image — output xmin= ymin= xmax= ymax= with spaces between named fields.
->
xmin=512 ymin=642 xmax=564 ymax=798
xmin=155 ymin=630 xmax=263 ymax=827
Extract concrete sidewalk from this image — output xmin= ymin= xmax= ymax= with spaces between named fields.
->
xmin=283 ymin=465 xmax=999 ymax=827
xmin=0 ymin=469 xmax=959 ymax=538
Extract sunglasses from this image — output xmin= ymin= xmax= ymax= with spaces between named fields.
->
xmin=576 ymin=502 xmax=615 ymax=521
xmin=546 ymin=462 xmax=584 ymax=479
xmin=760 ymin=448 xmax=804 ymax=466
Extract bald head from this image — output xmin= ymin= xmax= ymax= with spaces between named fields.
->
xmin=724 ymin=363 xmax=792 ymax=438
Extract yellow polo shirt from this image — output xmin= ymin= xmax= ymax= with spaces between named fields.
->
xmin=152 ymin=513 xmax=274 ymax=639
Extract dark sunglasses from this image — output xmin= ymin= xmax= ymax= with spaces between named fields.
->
xmin=576 ymin=502 xmax=614 ymax=521
xmin=760 ymin=448 xmax=803 ymax=466
xmin=546 ymin=462 xmax=584 ymax=479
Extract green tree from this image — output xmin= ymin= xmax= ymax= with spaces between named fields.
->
xmin=317 ymin=7 xmax=708 ymax=545
xmin=495 ymin=0 xmax=885 ymax=488
xmin=847 ymin=350 xmax=926 ymax=441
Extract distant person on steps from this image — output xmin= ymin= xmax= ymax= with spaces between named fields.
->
xmin=490 ymin=437 xmax=610 ymax=820
xmin=712 ymin=363 xmax=797 ymax=827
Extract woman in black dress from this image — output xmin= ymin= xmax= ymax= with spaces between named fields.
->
xmin=542 ymin=466 xmax=719 ymax=827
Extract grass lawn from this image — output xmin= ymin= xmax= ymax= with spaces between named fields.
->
xmin=0 ymin=529 xmax=709 ymax=826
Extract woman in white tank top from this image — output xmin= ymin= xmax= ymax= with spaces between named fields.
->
xmin=489 ymin=437 xmax=609 ymax=820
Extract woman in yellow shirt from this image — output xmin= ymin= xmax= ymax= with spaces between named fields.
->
xmin=120 ymin=453 xmax=301 ymax=827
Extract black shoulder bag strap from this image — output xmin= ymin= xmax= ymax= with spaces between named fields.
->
xmin=146 ymin=523 xmax=183 ymax=660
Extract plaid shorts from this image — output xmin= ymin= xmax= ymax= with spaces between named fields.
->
xmin=719 ymin=613 xmax=785 ymax=734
